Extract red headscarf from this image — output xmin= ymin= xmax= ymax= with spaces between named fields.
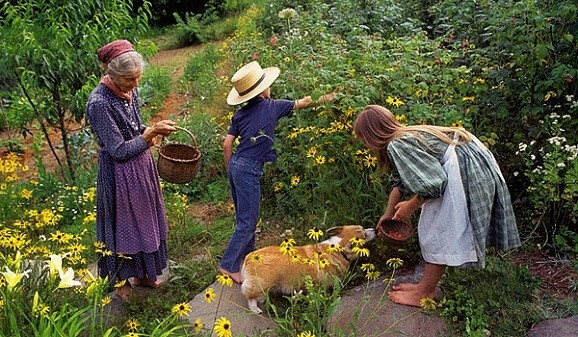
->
xmin=97 ymin=39 xmax=134 ymax=65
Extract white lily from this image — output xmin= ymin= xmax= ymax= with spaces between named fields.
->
xmin=46 ymin=254 xmax=63 ymax=277
xmin=1 ymin=266 xmax=31 ymax=291
xmin=57 ymin=267 xmax=82 ymax=289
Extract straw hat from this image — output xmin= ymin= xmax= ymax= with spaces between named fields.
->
xmin=227 ymin=61 xmax=280 ymax=105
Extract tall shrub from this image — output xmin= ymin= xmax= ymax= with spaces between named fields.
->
xmin=0 ymin=0 xmax=150 ymax=180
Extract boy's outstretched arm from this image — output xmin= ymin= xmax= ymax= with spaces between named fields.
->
xmin=294 ymin=92 xmax=336 ymax=110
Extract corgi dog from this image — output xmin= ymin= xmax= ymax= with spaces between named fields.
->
xmin=240 ymin=225 xmax=376 ymax=313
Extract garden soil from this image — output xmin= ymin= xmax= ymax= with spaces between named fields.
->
xmin=2 ymin=44 xmax=577 ymax=336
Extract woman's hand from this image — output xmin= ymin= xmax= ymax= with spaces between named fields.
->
xmin=392 ymin=195 xmax=426 ymax=222
xmin=151 ymin=120 xmax=177 ymax=137
xmin=142 ymin=120 xmax=177 ymax=144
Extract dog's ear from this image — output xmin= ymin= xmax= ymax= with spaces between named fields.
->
xmin=326 ymin=226 xmax=343 ymax=237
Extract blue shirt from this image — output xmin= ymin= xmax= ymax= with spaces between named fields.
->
xmin=227 ymin=98 xmax=294 ymax=162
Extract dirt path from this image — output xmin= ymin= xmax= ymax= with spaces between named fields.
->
xmin=148 ymin=45 xmax=204 ymax=123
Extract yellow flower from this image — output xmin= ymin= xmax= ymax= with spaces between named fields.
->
xmin=124 ymin=333 xmax=138 ymax=337
xmin=451 ymin=120 xmax=463 ymax=128
xmin=319 ymin=258 xmax=330 ymax=269
xmin=327 ymin=243 xmax=344 ymax=253
xmin=352 ymin=246 xmax=370 ymax=257
xmin=284 ymin=56 xmax=291 ymax=63
xmin=114 ymin=280 xmax=127 ymax=288
xmin=363 ymin=155 xmax=377 ymax=168
xmin=386 ymin=258 xmax=404 ymax=269
xmin=386 ymin=96 xmax=395 ymax=105
xmin=194 ymin=318 xmax=203 ymax=332
xmin=101 ymin=296 xmax=112 ymax=307
xmin=280 ymin=238 xmax=296 ymax=248
xmin=391 ymin=97 xmax=405 ymax=107
xmin=217 ymin=274 xmax=234 ymax=287
xmin=297 ymin=332 xmax=316 ymax=337
xmin=360 ymin=263 xmax=375 ymax=272
xmin=314 ymin=155 xmax=326 ymax=165
xmin=290 ymin=254 xmax=301 ymax=263
xmin=20 ymin=188 xmax=33 ymax=200
xmin=349 ymin=237 xmax=365 ymax=247
xmin=273 ymin=182 xmax=284 ymax=192
xmin=226 ymin=202 xmax=235 ymax=214
xmin=213 ymin=317 xmax=233 ymax=337
xmin=204 ymin=288 xmax=216 ymax=303
xmin=125 ymin=319 xmax=140 ymax=332
xmin=306 ymin=147 xmax=318 ymax=157
xmin=307 ymin=227 xmax=324 ymax=241
xmin=366 ymin=270 xmax=381 ymax=281
xmin=1 ymin=267 xmax=30 ymax=291
xmin=249 ymin=253 xmax=264 ymax=263
xmin=290 ymin=176 xmax=300 ymax=186
xmin=462 ymin=96 xmax=475 ymax=102
xmin=280 ymin=245 xmax=296 ymax=256
xmin=301 ymin=258 xmax=315 ymax=266
xmin=171 ymin=302 xmax=192 ymax=317
xmin=420 ymin=297 xmax=438 ymax=311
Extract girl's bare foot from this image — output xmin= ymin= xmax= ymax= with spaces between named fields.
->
xmin=388 ymin=287 xmax=439 ymax=307
xmin=133 ymin=277 xmax=162 ymax=289
xmin=392 ymin=283 xmax=419 ymax=291
xmin=218 ymin=267 xmax=243 ymax=284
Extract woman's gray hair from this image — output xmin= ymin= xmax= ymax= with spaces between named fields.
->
xmin=106 ymin=51 xmax=144 ymax=77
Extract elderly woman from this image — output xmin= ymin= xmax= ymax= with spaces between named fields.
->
xmin=86 ymin=40 xmax=176 ymax=301
xmin=354 ymin=105 xmax=520 ymax=307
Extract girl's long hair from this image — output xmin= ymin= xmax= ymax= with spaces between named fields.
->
xmin=353 ymin=105 xmax=472 ymax=170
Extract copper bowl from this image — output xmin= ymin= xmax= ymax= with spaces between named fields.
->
xmin=377 ymin=219 xmax=413 ymax=242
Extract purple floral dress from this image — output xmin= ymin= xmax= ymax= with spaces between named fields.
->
xmin=86 ymin=84 xmax=168 ymax=283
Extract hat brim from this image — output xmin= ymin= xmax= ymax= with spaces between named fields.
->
xmin=227 ymin=67 xmax=280 ymax=105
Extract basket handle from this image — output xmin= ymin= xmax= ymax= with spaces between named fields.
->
xmin=160 ymin=126 xmax=198 ymax=148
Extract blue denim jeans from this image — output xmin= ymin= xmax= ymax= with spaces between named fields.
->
xmin=219 ymin=156 xmax=264 ymax=273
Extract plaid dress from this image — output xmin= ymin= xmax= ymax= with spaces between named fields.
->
xmin=387 ymin=132 xmax=521 ymax=268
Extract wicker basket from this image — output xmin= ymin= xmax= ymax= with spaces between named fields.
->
xmin=157 ymin=126 xmax=201 ymax=184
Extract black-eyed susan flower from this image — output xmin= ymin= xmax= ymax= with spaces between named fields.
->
xmin=280 ymin=238 xmax=296 ymax=248
xmin=386 ymin=258 xmax=403 ymax=269
xmin=100 ymin=296 xmax=112 ymax=307
xmin=290 ymin=176 xmax=300 ymax=186
xmin=213 ymin=317 xmax=232 ymax=337
xmin=314 ymin=155 xmax=326 ymax=165
xmin=306 ymin=147 xmax=318 ymax=158
xmin=366 ymin=271 xmax=381 ymax=281
xmin=171 ymin=302 xmax=192 ymax=317
xmin=290 ymin=254 xmax=301 ymax=263
xmin=360 ymin=263 xmax=375 ymax=272
xmin=193 ymin=318 xmax=203 ymax=332
xmin=382 ymin=277 xmax=396 ymax=284
xmin=217 ymin=273 xmax=233 ymax=287
xmin=297 ymin=331 xmax=316 ymax=337
xmin=113 ymin=280 xmax=127 ymax=288
xmin=307 ymin=227 xmax=324 ymax=241
xmin=352 ymin=246 xmax=370 ymax=257
xmin=203 ymin=287 xmax=216 ymax=303
xmin=349 ymin=237 xmax=366 ymax=247
xmin=420 ymin=297 xmax=438 ymax=311
xmin=125 ymin=318 xmax=140 ymax=332
xmin=125 ymin=333 xmax=138 ymax=337
xmin=249 ymin=253 xmax=263 ymax=263
xmin=280 ymin=245 xmax=296 ymax=256
xmin=327 ymin=243 xmax=344 ymax=254
xmin=319 ymin=258 xmax=330 ymax=269
xmin=301 ymin=258 xmax=315 ymax=266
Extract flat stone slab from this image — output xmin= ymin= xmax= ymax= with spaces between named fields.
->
xmin=187 ymin=281 xmax=277 ymax=336
xmin=327 ymin=277 xmax=446 ymax=337
xmin=526 ymin=315 xmax=578 ymax=337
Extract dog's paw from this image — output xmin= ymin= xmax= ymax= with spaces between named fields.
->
xmin=248 ymin=300 xmax=263 ymax=314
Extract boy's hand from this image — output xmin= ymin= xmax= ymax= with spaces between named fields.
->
xmin=318 ymin=92 xmax=335 ymax=103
